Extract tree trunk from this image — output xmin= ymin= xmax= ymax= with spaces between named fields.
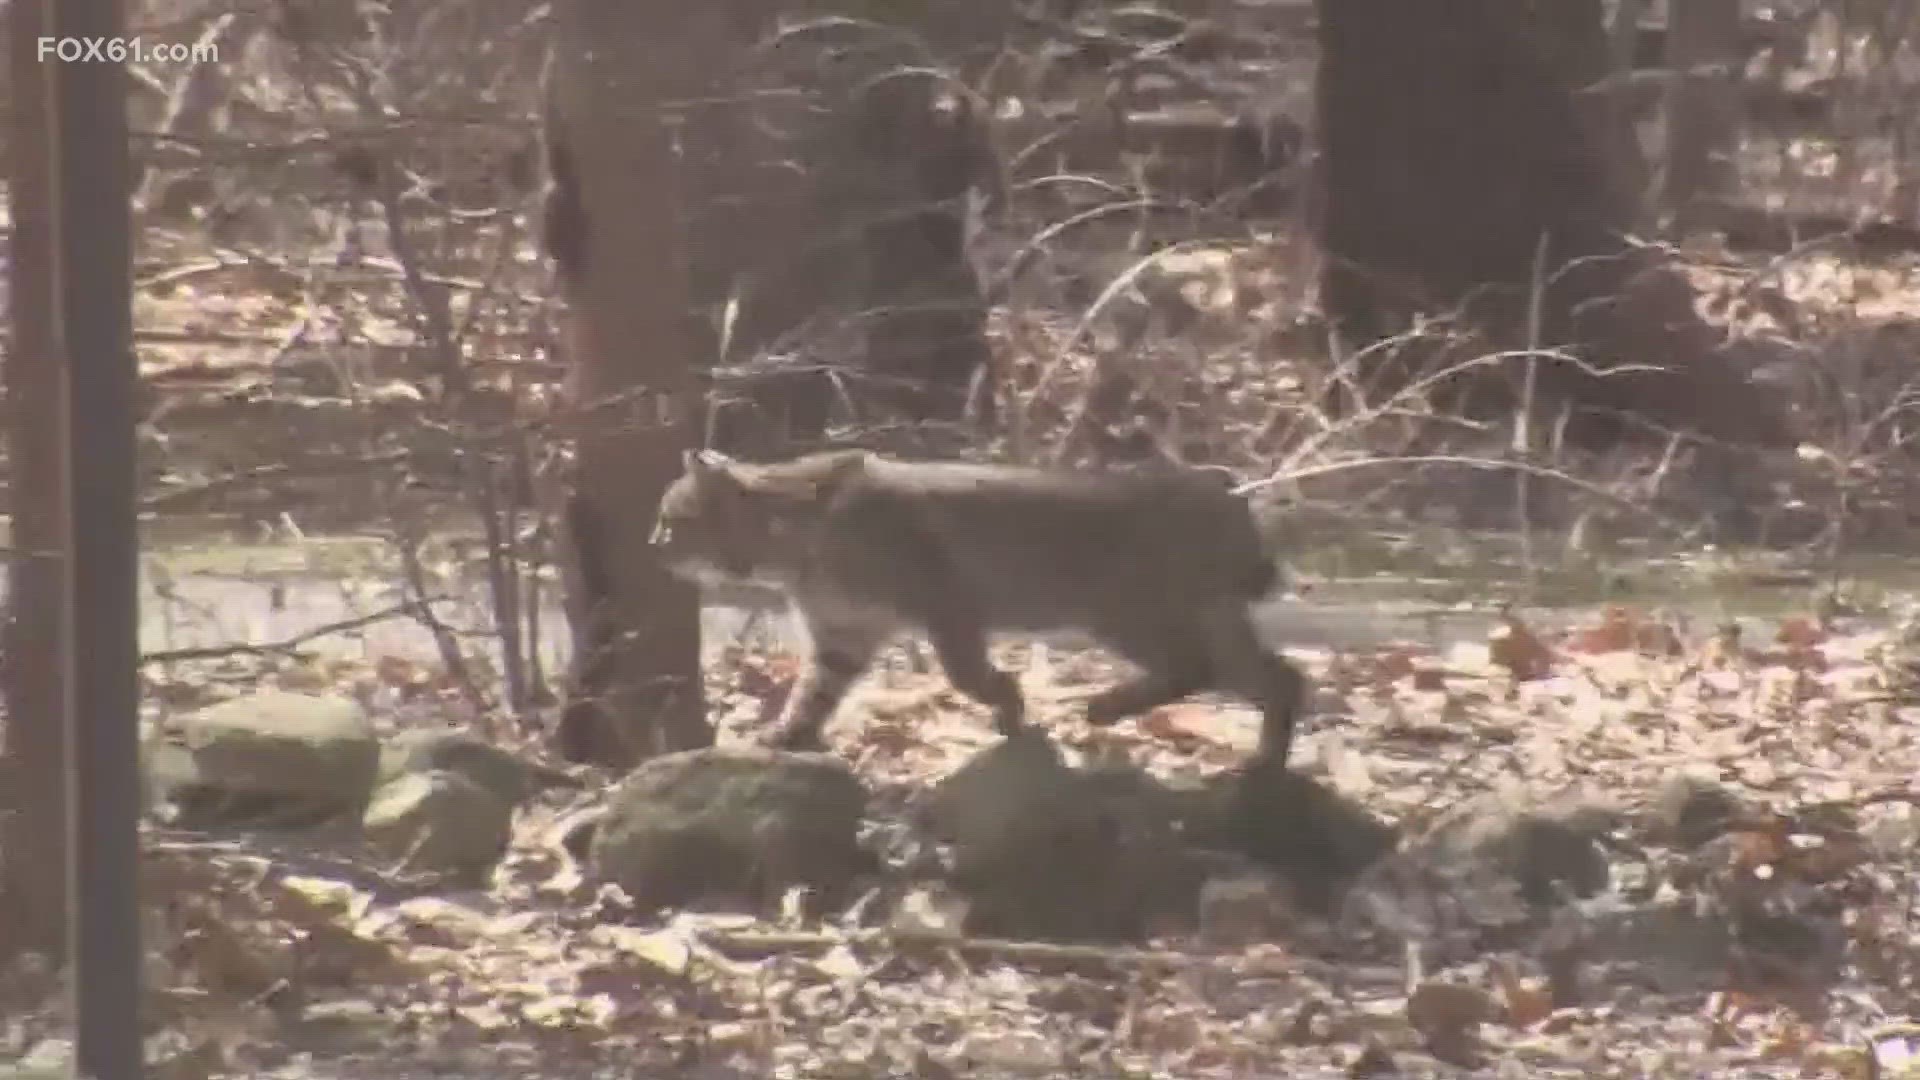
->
xmin=1660 ymin=0 xmax=1742 ymax=226
xmin=676 ymin=19 xmax=998 ymax=459
xmin=1 ymin=0 xmax=71 ymax=962
xmin=1313 ymin=0 xmax=1788 ymax=450
xmin=1603 ymin=0 xmax=1654 ymax=225
xmin=676 ymin=45 xmax=854 ymax=461
xmin=855 ymin=77 xmax=995 ymax=427
xmin=544 ymin=0 xmax=721 ymax=769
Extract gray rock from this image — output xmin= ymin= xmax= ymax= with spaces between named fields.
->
xmin=151 ymin=692 xmax=380 ymax=828
xmin=1344 ymin=785 xmax=1618 ymax=961
xmin=362 ymin=769 xmax=513 ymax=872
xmin=379 ymin=728 xmax=579 ymax=807
xmin=1407 ymin=786 xmax=1617 ymax=907
xmin=587 ymin=747 xmax=873 ymax=916
xmin=178 ymin=692 xmax=379 ymax=801
xmin=1649 ymin=773 xmax=1750 ymax=849
xmin=1197 ymin=869 xmax=1300 ymax=949
xmin=920 ymin=728 xmax=1073 ymax=845
xmin=926 ymin=732 xmax=1203 ymax=942
xmin=1175 ymin=762 xmax=1398 ymax=915
xmin=1537 ymin=898 xmax=1741 ymax=998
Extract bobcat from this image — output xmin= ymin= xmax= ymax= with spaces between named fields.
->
xmin=650 ymin=449 xmax=1307 ymax=766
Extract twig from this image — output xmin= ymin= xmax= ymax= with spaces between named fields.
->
xmin=695 ymin=925 xmax=1363 ymax=985
xmin=1238 ymin=452 xmax=1682 ymax=533
xmin=139 ymin=598 xmax=449 ymax=664
xmin=140 ymin=449 xmax=411 ymax=511
xmin=1516 ymin=230 xmax=1551 ymax=598
xmin=391 ymin=526 xmax=494 ymax=717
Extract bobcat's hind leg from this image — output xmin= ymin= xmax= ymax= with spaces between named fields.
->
xmin=1083 ymin=632 xmax=1210 ymax=726
xmin=1199 ymin=602 xmax=1308 ymax=767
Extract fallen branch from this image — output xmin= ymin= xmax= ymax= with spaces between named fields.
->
xmin=1238 ymin=451 xmax=1681 ymax=532
xmin=693 ymin=925 xmax=1378 ymax=988
xmin=141 ymin=449 xmax=411 ymax=511
xmin=139 ymin=597 xmax=448 ymax=664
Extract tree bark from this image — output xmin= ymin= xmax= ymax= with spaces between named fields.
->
xmin=1313 ymin=0 xmax=1788 ymax=450
xmin=1660 ymin=0 xmax=1743 ymax=225
xmin=1602 ymin=0 xmax=1654 ymax=225
xmin=675 ymin=40 xmax=853 ymax=460
xmin=2 ymin=0 xmax=71 ymax=962
xmin=677 ymin=17 xmax=999 ymax=458
xmin=544 ymin=0 xmax=722 ymax=768
xmin=854 ymin=76 xmax=995 ymax=426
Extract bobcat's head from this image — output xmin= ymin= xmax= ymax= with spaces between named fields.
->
xmin=650 ymin=449 xmax=858 ymax=586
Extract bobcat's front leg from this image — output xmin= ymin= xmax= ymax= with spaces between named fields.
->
xmin=762 ymin=604 xmax=890 ymax=752
xmin=923 ymin=610 xmax=1027 ymax=738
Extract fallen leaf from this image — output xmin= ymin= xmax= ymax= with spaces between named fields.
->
xmin=1373 ymin=648 xmax=1419 ymax=686
xmin=1568 ymin=605 xmax=1639 ymax=655
xmin=1140 ymin=703 xmax=1221 ymax=746
xmin=595 ymin=926 xmax=695 ymax=977
xmin=1491 ymin=962 xmax=1554 ymax=1027
xmin=1490 ymin=615 xmax=1556 ymax=681
xmin=1777 ymin=616 xmax=1828 ymax=651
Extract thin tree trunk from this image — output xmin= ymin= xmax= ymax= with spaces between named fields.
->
xmin=2 ymin=0 xmax=71 ymax=962
xmin=678 ymin=28 xmax=997 ymax=456
xmin=1313 ymin=0 xmax=1786 ymax=451
xmin=1661 ymin=0 xmax=1743 ymax=226
xmin=856 ymin=77 xmax=994 ymax=426
xmin=1604 ymin=0 xmax=1654 ymax=225
xmin=544 ymin=0 xmax=721 ymax=768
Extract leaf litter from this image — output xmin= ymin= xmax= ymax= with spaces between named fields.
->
xmin=8 ymin=602 xmax=1920 ymax=1078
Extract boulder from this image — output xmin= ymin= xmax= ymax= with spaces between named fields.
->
xmin=362 ymin=769 xmax=514 ymax=873
xmin=925 ymin=732 xmax=1204 ymax=942
xmin=379 ymin=728 xmax=579 ymax=807
xmin=1648 ymin=772 xmax=1752 ymax=849
xmin=1409 ymin=786 xmax=1616 ymax=907
xmin=1344 ymin=784 xmax=1618 ymax=960
xmin=587 ymin=748 xmax=873 ymax=916
xmin=150 ymin=692 xmax=380 ymax=828
xmin=1177 ymin=762 xmax=1398 ymax=915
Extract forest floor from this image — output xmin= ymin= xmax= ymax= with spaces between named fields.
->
xmin=6 ymin=568 xmax=1920 ymax=1077
xmin=7 ymin=187 xmax=1920 ymax=1080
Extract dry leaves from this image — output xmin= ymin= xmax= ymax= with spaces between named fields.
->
xmin=21 ymin=606 xmax=1920 ymax=1078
